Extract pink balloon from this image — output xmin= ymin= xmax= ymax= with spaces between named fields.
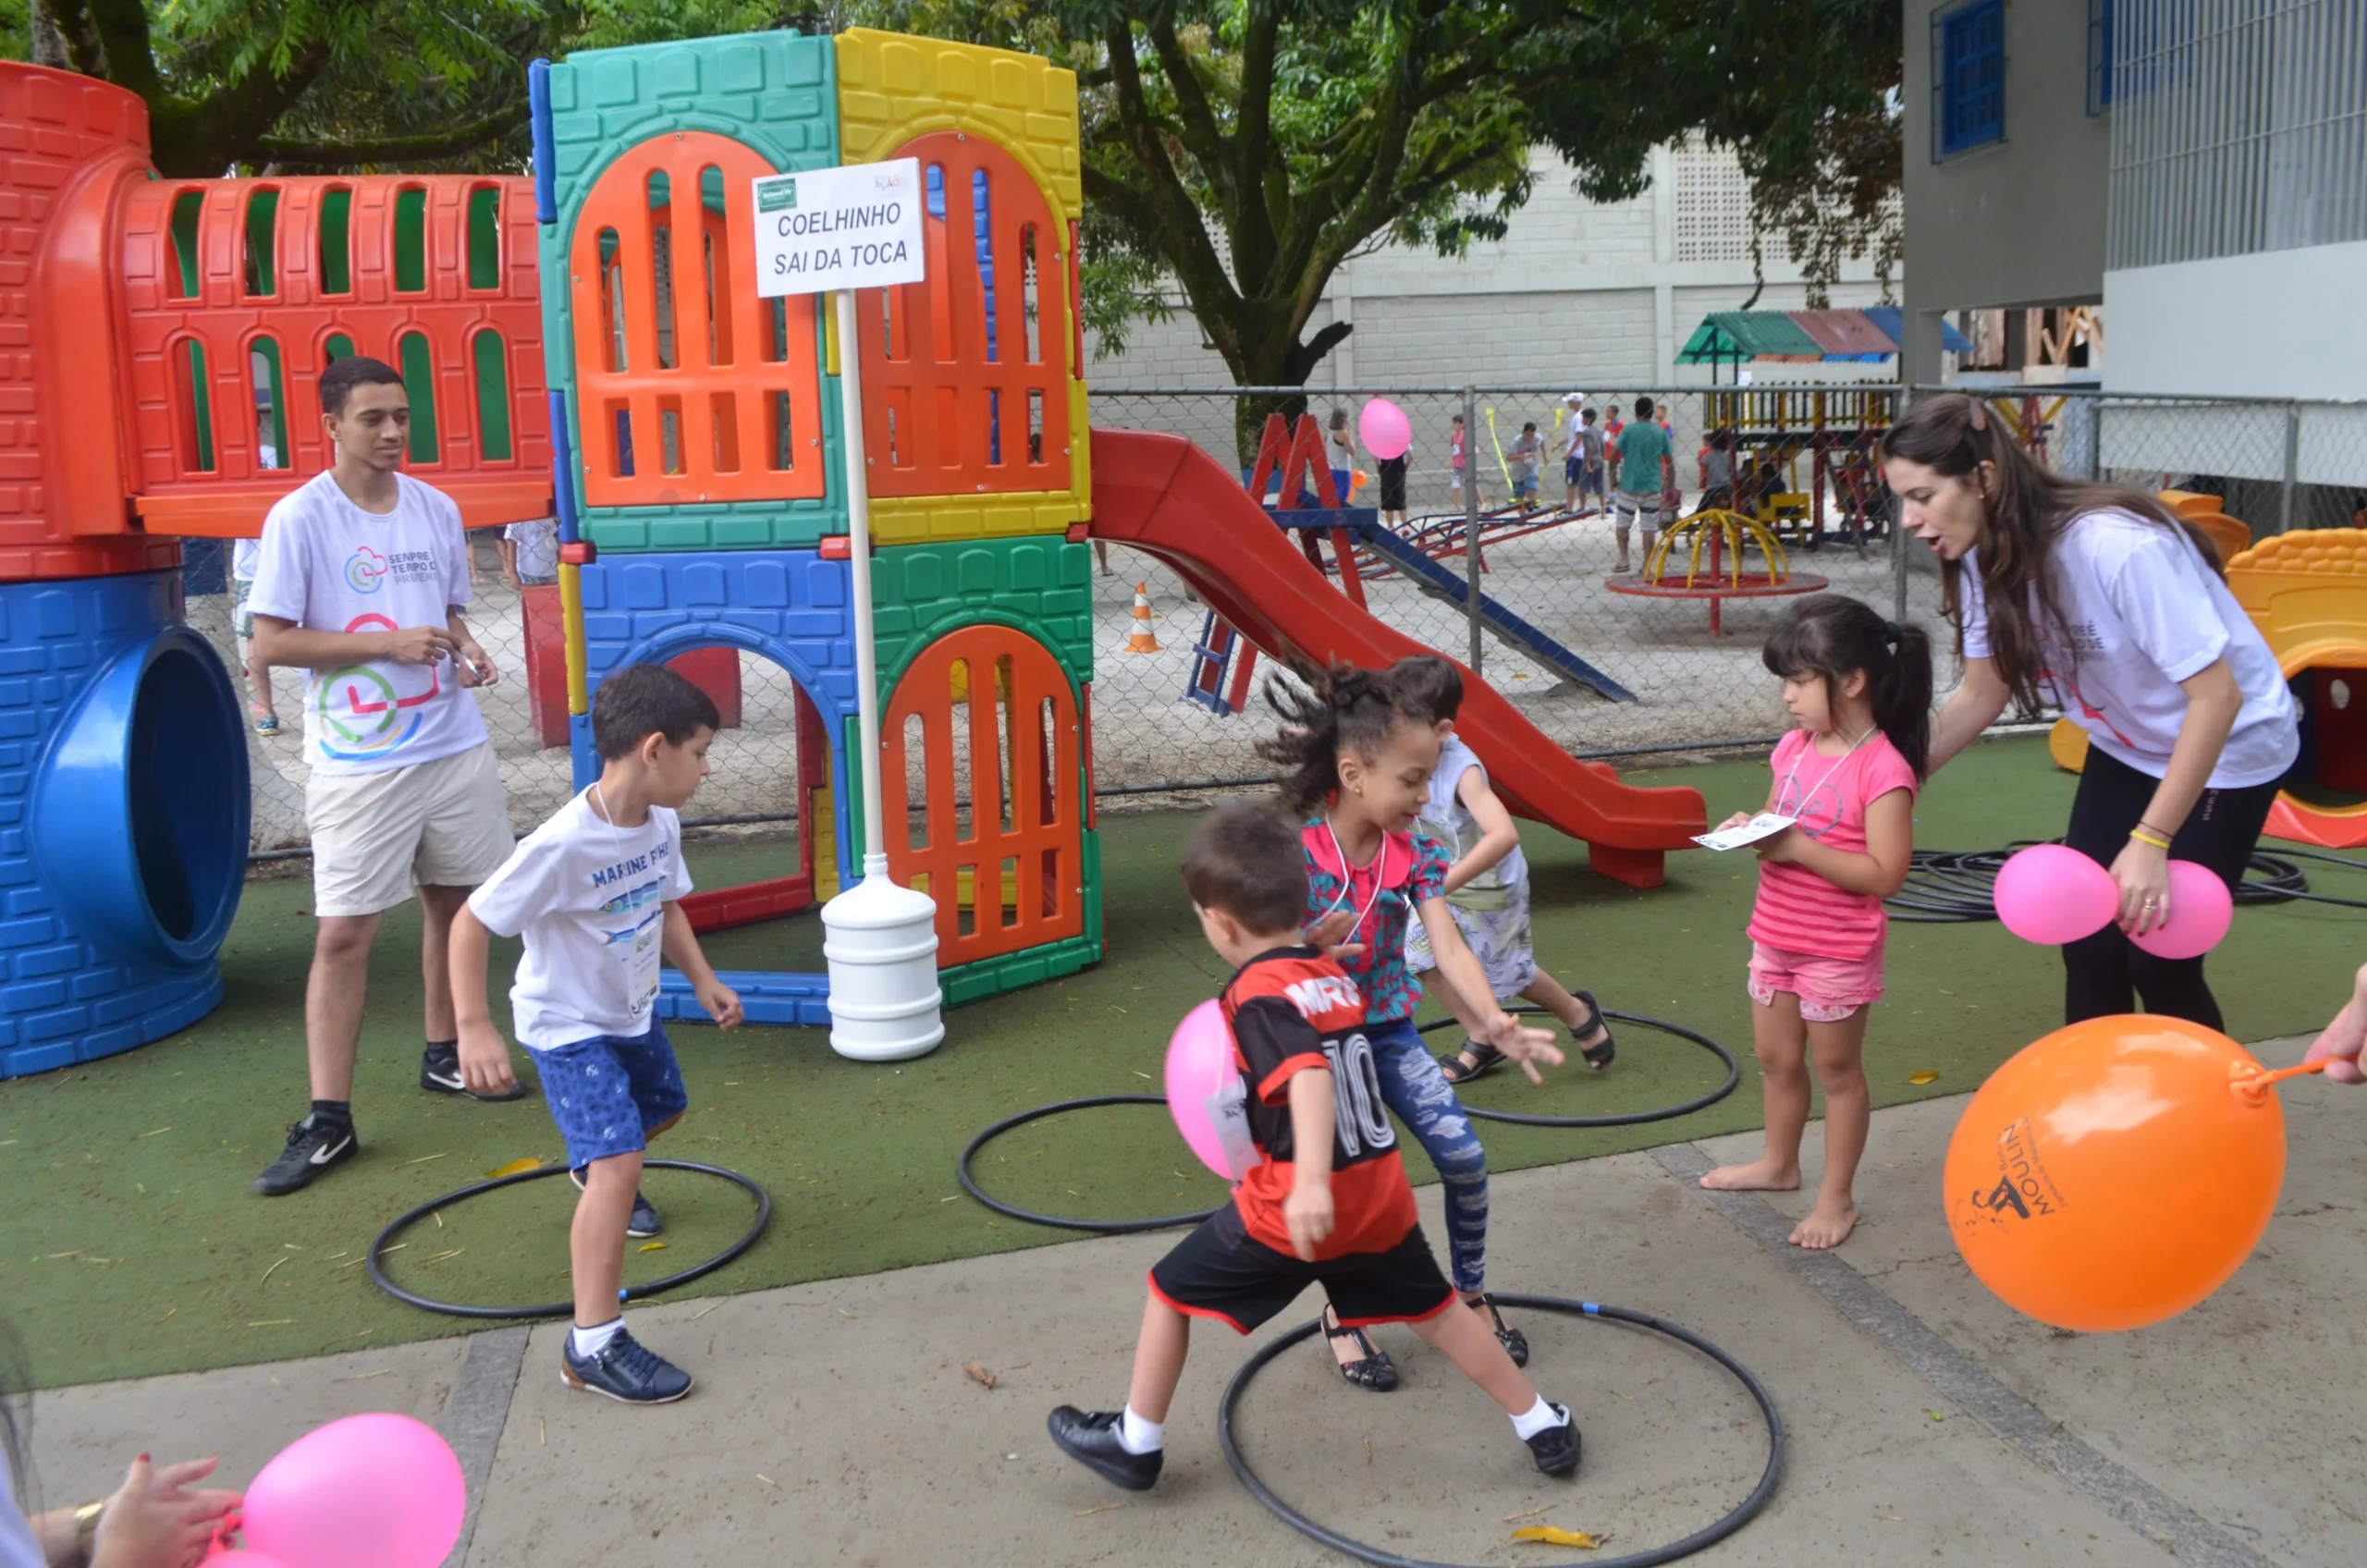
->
xmin=1357 ymin=398 xmax=1412 ymax=460
xmin=1164 ymin=999 xmax=1239 ymax=1179
xmin=206 ymin=1554 xmax=295 ymax=1568
xmin=2128 ymin=860 xmax=2235 ymax=960
xmin=1993 ymin=843 xmax=2118 ymax=946
xmin=241 ymin=1414 xmax=463 ymax=1568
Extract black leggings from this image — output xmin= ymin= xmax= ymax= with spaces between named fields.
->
xmin=2060 ymin=745 xmax=2283 ymax=1030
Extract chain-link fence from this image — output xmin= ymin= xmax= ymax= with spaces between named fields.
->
xmin=191 ymin=384 xmax=2367 ymax=853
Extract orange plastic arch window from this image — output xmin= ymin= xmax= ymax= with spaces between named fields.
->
xmin=857 ymin=131 xmax=1073 ymax=499
xmin=570 ymin=133 xmax=823 ymax=508
xmin=884 ymin=625 xmax=1083 ymax=967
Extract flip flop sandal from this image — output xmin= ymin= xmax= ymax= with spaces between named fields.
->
xmin=1437 ymin=1041 xmax=1505 ymax=1084
xmin=1466 ymin=1292 xmax=1529 ymax=1367
xmin=1320 ymin=1305 xmax=1399 ymax=1392
xmin=1573 ymin=990 xmax=1616 ymax=1071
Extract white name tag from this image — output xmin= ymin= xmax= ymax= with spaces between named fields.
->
xmin=1202 ymin=1075 xmax=1263 ymax=1182
xmin=625 ymin=915 xmax=663 ymax=1013
xmin=1693 ymin=813 xmax=1797 ymax=852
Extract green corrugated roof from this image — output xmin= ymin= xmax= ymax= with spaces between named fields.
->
xmin=1676 ymin=311 xmax=1831 ymax=363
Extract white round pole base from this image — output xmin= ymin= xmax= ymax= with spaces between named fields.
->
xmin=822 ymin=860 xmax=945 ymax=1061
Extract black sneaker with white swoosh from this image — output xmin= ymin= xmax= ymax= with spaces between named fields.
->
xmin=421 ymin=1043 xmax=531 ymax=1102
xmin=252 ymin=1115 xmax=359 ymax=1195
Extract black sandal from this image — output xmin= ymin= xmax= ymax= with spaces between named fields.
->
xmin=1572 ymin=990 xmax=1616 ymax=1071
xmin=1320 ymin=1305 xmax=1399 ymax=1392
xmin=1466 ymin=1292 xmax=1529 ymax=1367
xmin=1437 ymin=1041 xmax=1505 ymax=1084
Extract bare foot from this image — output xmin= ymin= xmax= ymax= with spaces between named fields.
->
xmin=1699 ymin=1158 xmax=1800 ymax=1193
xmin=1789 ymin=1200 xmax=1858 ymax=1249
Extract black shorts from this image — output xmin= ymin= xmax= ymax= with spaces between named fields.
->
xmin=1379 ymin=465 xmax=1407 ymax=510
xmin=1147 ymin=1203 xmax=1458 ymax=1333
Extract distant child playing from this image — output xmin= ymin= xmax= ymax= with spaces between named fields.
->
xmin=1507 ymin=422 xmax=1544 ymax=511
xmin=1260 ymin=666 xmax=1562 ymax=1389
xmin=449 ymin=664 xmax=745 ymax=1403
xmin=1047 ymin=801 xmax=1581 ymax=1490
xmin=1388 ymin=656 xmax=1617 ymax=1083
xmin=1699 ymin=597 xmax=1931 ymax=1249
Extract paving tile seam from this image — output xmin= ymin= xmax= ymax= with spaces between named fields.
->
xmin=440 ymin=1325 xmax=532 ymax=1568
xmin=1648 ymin=1140 xmax=2278 ymax=1568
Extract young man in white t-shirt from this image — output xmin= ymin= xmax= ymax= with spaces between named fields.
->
xmin=451 ymin=663 xmax=744 ymax=1404
xmin=500 ymin=516 xmax=560 ymax=590
xmin=247 ymin=355 xmax=523 ymax=1197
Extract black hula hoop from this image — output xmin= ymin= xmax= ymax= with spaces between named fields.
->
xmin=367 ymin=1159 xmax=772 ymax=1320
xmin=957 ymin=1094 xmax=1223 ymax=1234
xmin=1419 ymin=1008 xmax=1740 ymax=1128
xmin=1219 ymin=1294 xmax=1784 ymax=1568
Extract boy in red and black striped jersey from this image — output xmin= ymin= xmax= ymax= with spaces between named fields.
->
xmin=1049 ymin=801 xmax=1580 ymax=1491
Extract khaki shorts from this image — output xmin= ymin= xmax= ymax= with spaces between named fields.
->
xmin=307 ymin=742 xmax=514 ymax=917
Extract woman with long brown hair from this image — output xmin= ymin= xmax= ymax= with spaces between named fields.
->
xmin=1885 ymin=393 xmax=2300 ymax=1030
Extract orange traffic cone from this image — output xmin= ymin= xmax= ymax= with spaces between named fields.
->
xmin=1125 ymin=582 xmax=1161 ymax=653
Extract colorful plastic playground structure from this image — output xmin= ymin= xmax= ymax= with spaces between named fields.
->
xmin=0 ymin=27 xmax=1707 ymax=1077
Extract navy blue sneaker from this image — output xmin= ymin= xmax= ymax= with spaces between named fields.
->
xmin=570 ymin=1168 xmax=663 ymax=1237
xmin=1048 ymin=1407 xmax=1162 ymax=1490
xmin=1525 ymin=1403 xmax=1581 ymax=1476
xmin=560 ymin=1329 xmax=692 ymax=1405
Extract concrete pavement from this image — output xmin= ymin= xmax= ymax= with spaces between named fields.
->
xmin=24 ymin=1036 xmax=2362 ymax=1567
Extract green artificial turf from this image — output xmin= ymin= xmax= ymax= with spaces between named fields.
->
xmin=4 ymin=735 xmax=2361 ymax=1388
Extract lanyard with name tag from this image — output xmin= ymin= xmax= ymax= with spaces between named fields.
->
xmin=1202 ymin=1073 xmax=1264 ymax=1182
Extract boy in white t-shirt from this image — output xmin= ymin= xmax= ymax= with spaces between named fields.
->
xmin=230 ymin=536 xmax=279 ymax=736
xmin=500 ymin=517 xmax=560 ymax=590
xmin=450 ymin=663 xmax=743 ymax=1404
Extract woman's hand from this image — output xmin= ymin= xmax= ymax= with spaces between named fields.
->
xmin=1714 ymin=810 xmax=1754 ymax=833
xmin=89 ymin=1454 xmax=240 ymax=1568
xmin=2110 ymin=836 xmax=2172 ymax=934
xmin=2304 ymin=962 xmax=2367 ymax=1084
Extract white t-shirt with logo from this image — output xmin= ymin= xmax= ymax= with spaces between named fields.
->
xmin=468 ymin=790 xmax=696 ymax=1051
xmin=1958 ymin=509 xmax=2298 ymax=789
xmin=247 ymin=472 xmax=489 ymax=777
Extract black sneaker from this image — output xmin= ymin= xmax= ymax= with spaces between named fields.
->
xmin=570 ymin=1168 xmax=664 ymax=1237
xmin=1047 ymin=1407 xmax=1162 ymax=1491
xmin=421 ymin=1044 xmax=530 ymax=1102
xmin=252 ymin=1116 xmax=359 ymax=1195
xmin=560 ymin=1328 xmax=693 ymax=1405
xmin=1524 ymin=1403 xmax=1581 ymax=1476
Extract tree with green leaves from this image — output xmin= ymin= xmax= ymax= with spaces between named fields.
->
xmin=865 ymin=0 xmax=1899 ymax=398
xmin=3 ymin=2 xmax=808 ymax=177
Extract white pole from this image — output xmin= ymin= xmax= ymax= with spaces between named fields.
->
xmin=836 ymin=287 xmax=889 ymax=877
xmin=820 ymin=286 xmax=943 ymax=1060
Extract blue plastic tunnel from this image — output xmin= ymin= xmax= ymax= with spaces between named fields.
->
xmin=3 ymin=570 xmax=249 ymax=1077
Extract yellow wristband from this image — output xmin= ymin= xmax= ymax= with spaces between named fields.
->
xmin=2128 ymin=827 xmax=2172 ymax=851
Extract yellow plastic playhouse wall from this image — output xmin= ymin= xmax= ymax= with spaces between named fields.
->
xmin=834 ymin=28 xmax=1089 ymax=546
xmin=2226 ymin=528 xmax=2367 ymax=844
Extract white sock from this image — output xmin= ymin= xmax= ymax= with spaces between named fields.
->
xmin=1117 ymin=1405 xmax=1164 ymax=1455
xmin=571 ymin=1317 xmax=624 ymax=1358
xmin=1510 ymin=1395 xmax=1568 ymax=1439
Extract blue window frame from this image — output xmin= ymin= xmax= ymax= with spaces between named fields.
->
xmin=2087 ymin=0 xmax=2116 ymax=115
xmin=1932 ymin=0 xmax=2006 ymax=159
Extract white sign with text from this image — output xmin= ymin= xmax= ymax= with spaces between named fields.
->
xmin=753 ymin=157 xmax=926 ymax=298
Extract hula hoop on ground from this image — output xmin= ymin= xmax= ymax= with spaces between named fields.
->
xmin=366 ymin=1159 xmax=771 ymax=1320
xmin=1218 ymin=1294 xmax=1784 ymax=1568
xmin=1419 ymin=1008 xmax=1739 ymax=1128
xmin=957 ymin=1094 xmax=1223 ymax=1234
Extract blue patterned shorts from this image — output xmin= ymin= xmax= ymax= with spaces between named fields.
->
xmin=535 ymin=1021 xmax=689 ymax=1170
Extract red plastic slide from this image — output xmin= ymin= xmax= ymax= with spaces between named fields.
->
xmin=1089 ymin=428 xmax=1706 ymax=888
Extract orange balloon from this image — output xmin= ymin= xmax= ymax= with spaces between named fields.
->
xmin=1944 ymin=1015 xmax=2287 ymax=1332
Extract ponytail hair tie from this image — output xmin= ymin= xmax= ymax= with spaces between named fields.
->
xmin=1883 ymin=619 xmax=1904 ymax=645
xmin=1967 ymin=399 xmax=1989 ymax=434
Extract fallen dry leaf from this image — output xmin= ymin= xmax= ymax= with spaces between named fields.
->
xmin=638 ymin=1242 xmax=668 ymax=1253
xmin=484 ymin=1158 xmax=543 ymax=1178
xmin=964 ymin=1363 xmax=999 ymax=1390
xmin=1907 ymin=1071 xmax=1941 ymax=1085
xmin=1509 ymin=1525 xmax=1600 ymax=1549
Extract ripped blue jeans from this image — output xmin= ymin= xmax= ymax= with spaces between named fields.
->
xmin=1366 ymin=1017 xmax=1490 ymax=1295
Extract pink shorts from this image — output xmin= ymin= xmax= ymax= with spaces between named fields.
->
xmin=1747 ymin=941 xmax=1884 ymax=1023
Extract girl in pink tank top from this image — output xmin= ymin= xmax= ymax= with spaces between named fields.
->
xmin=1699 ymin=597 xmax=1932 ymax=1250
